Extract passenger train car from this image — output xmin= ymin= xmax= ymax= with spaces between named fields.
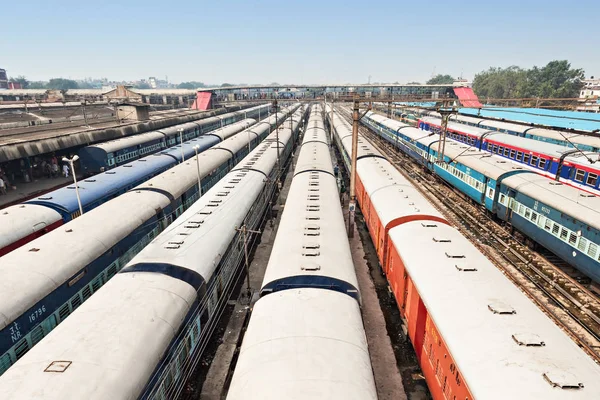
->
xmin=0 ymin=205 xmax=62 ymax=257
xmin=0 ymin=120 xmax=255 ymax=257
xmin=0 ymin=105 xmax=300 ymax=377
xmin=418 ymin=116 xmax=600 ymax=193
xmin=401 ymin=106 xmax=600 ymax=151
xmin=79 ymin=104 xmax=270 ymax=174
xmin=328 ymin=105 xmax=600 ymax=399
xmin=0 ymin=108 xmax=305 ymax=399
xmin=227 ymin=105 xmax=377 ymax=400
xmin=362 ymin=111 xmax=600 ymax=284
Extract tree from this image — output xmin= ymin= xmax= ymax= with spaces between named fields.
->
xmin=220 ymin=83 xmax=234 ymax=87
xmin=46 ymin=78 xmax=79 ymax=90
xmin=473 ymin=60 xmax=584 ymax=99
xmin=406 ymin=81 xmax=421 ymax=85
xmin=9 ymin=75 xmax=29 ymax=88
xmin=134 ymin=82 xmax=152 ymax=89
xmin=177 ymin=81 xmax=205 ymax=89
xmin=426 ymin=74 xmax=455 ymax=85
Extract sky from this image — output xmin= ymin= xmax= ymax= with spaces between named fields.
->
xmin=1 ymin=0 xmax=598 ymax=85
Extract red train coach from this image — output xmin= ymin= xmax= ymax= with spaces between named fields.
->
xmin=329 ymin=106 xmax=600 ymax=400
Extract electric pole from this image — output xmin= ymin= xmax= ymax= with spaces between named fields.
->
xmin=236 ymin=224 xmax=261 ymax=302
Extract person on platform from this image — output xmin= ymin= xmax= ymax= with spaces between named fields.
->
xmin=63 ymin=163 xmax=70 ymax=178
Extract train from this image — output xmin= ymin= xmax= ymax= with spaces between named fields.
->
xmin=363 ymin=111 xmax=600 ymax=284
xmin=418 ymin=116 xmax=600 ymax=194
xmin=0 ymin=119 xmax=255 ymax=257
xmin=79 ymin=104 xmax=270 ymax=174
xmin=0 ymin=107 xmax=305 ymax=399
xmin=227 ymin=104 xmax=377 ymax=399
xmin=402 ymin=106 xmax=600 ymax=151
xmin=0 ymin=105 xmax=300 ymax=377
xmin=328 ymin=105 xmax=600 ymax=399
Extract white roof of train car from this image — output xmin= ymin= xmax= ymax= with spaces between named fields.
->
xmin=226 ymin=289 xmax=377 ymax=400
xmin=0 ymin=204 xmax=62 ymax=249
xmin=389 ymin=221 xmax=600 ymax=399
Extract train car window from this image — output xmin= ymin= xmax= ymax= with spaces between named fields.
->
xmin=504 ymin=148 xmax=510 ymax=156
xmin=510 ymin=150 xmax=516 ymax=159
xmin=523 ymin=154 xmax=530 ymax=164
xmin=560 ymin=228 xmax=569 ymax=240
xmin=587 ymin=173 xmax=598 ymax=187
xmin=516 ymin=151 xmax=523 ymax=161
xmin=531 ymin=155 xmax=539 ymax=166
xmin=544 ymin=219 xmax=552 ymax=231
xmin=552 ymin=224 xmax=560 ymax=236
xmin=588 ymin=243 xmax=598 ymax=259
xmin=531 ymin=212 xmax=538 ymax=223
xmin=569 ymin=232 xmax=578 ymax=245
xmin=539 ymin=158 xmax=547 ymax=169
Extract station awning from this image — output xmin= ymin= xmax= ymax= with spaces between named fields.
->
xmin=453 ymin=87 xmax=483 ymax=108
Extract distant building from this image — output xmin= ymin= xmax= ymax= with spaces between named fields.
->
xmin=148 ymin=76 xmax=170 ymax=89
xmin=7 ymin=82 xmax=22 ymax=90
xmin=580 ymin=77 xmax=600 ymax=99
xmin=0 ymin=68 xmax=8 ymax=90
xmin=577 ymin=77 xmax=600 ymax=112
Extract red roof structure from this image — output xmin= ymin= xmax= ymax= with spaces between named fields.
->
xmin=191 ymin=91 xmax=213 ymax=110
xmin=453 ymin=87 xmax=482 ymax=108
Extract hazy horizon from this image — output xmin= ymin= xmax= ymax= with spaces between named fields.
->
xmin=1 ymin=0 xmax=598 ymax=84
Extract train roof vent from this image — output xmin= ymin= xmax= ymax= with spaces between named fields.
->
xmin=511 ymin=166 xmax=523 ymax=170
xmin=84 ymin=179 xmax=96 ymax=182
xmin=488 ymin=302 xmax=516 ymax=315
xmin=165 ymin=244 xmax=181 ymax=249
xmin=445 ymin=252 xmax=465 ymax=259
xmin=302 ymin=248 xmax=321 ymax=257
xmin=543 ymin=371 xmax=584 ymax=390
xmin=512 ymin=333 xmax=545 ymax=347
xmin=432 ymin=237 xmax=451 ymax=243
xmin=197 ymin=211 xmax=212 ymax=215
xmin=306 ymin=215 xmax=320 ymax=220
xmin=548 ymin=181 xmax=562 ymax=185
xmin=123 ymin=165 xmax=133 ymax=168
xmin=301 ymin=262 xmax=321 ymax=271
xmin=421 ymin=222 xmax=438 ymax=227
xmin=454 ymin=263 xmax=478 ymax=272
xmin=105 ymin=171 xmax=116 ymax=174
xmin=496 ymin=160 xmax=507 ymax=164
xmin=224 ymin=185 xmax=235 ymax=189
xmin=303 ymin=243 xmax=320 ymax=250
xmin=579 ymin=193 xmax=596 ymax=198
xmin=29 ymin=248 xmax=40 ymax=252
xmin=304 ymin=224 xmax=321 ymax=236
xmin=184 ymin=221 xmax=204 ymax=228
xmin=168 ymin=240 xmax=184 ymax=245
xmin=307 ymin=194 xmax=320 ymax=200
xmin=45 ymin=361 xmax=72 ymax=373
xmin=39 ymin=196 xmax=53 ymax=200
xmin=308 ymin=187 xmax=319 ymax=192
xmin=217 ymin=191 xmax=230 ymax=196
xmin=209 ymin=200 xmax=222 ymax=204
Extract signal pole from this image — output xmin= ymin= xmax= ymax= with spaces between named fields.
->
xmin=236 ymin=224 xmax=261 ymax=302
xmin=436 ymin=100 xmax=457 ymax=164
xmin=348 ymin=95 xmax=372 ymax=238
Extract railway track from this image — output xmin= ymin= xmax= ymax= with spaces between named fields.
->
xmin=341 ymin=110 xmax=600 ymax=363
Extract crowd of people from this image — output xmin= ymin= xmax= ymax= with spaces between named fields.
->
xmin=0 ymin=154 xmax=72 ymax=196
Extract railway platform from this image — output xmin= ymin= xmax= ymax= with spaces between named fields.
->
xmin=0 ymin=175 xmax=75 ymax=208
